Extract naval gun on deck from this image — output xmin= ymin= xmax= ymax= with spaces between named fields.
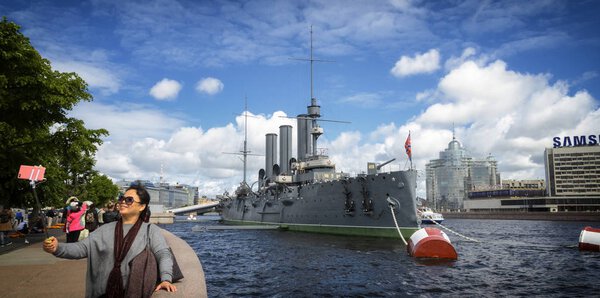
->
xmin=366 ymin=158 xmax=396 ymax=175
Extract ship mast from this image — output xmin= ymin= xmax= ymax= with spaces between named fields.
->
xmin=242 ymin=98 xmax=248 ymax=185
xmin=309 ymin=26 xmax=315 ymax=101
xmin=308 ymin=26 xmax=321 ymax=156
xmin=301 ymin=26 xmax=327 ymax=156
xmin=223 ymin=97 xmax=261 ymax=190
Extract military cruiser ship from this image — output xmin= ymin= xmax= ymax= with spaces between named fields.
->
xmin=220 ymin=32 xmax=419 ymax=239
xmin=219 ymin=94 xmax=420 ymax=239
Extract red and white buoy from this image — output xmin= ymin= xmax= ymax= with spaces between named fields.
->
xmin=407 ymin=227 xmax=458 ymax=260
xmin=579 ymin=226 xmax=600 ymax=252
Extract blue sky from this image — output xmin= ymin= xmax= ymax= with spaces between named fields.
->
xmin=3 ymin=0 xmax=599 ymax=197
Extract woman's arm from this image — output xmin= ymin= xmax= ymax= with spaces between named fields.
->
xmin=43 ymin=234 xmax=90 ymax=259
xmin=149 ymin=224 xmax=177 ymax=292
xmin=154 ymin=248 xmax=177 ymax=292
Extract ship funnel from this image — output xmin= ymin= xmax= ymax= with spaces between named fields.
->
xmin=265 ymin=133 xmax=277 ymax=178
xmin=279 ymin=125 xmax=292 ymax=174
xmin=297 ymin=114 xmax=312 ymax=161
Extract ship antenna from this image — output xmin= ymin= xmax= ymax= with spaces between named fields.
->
xmin=309 ymin=26 xmax=314 ymax=100
xmin=242 ymin=97 xmax=248 ymax=185
xmin=290 ymin=25 xmax=334 ymax=102
xmin=222 ymin=98 xmax=262 ymax=187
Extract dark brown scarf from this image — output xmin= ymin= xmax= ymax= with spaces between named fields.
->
xmin=106 ymin=216 xmax=144 ymax=297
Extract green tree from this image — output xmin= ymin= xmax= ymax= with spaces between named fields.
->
xmin=51 ymin=118 xmax=108 ymax=198
xmin=0 ymin=18 xmax=109 ymax=209
xmin=83 ymin=174 xmax=120 ymax=207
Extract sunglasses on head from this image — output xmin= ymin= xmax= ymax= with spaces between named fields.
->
xmin=117 ymin=196 xmax=142 ymax=205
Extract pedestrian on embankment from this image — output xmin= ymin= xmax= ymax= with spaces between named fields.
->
xmin=0 ymin=206 xmax=14 ymax=247
xmin=43 ymin=184 xmax=177 ymax=297
xmin=102 ymin=201 xmax=119 ymax=224
xmin=65 ymin=198 xmax=87 ymax=243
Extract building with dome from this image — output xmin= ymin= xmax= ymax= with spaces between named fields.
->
xmin=425 ymin=135 xmax=500 ymax=211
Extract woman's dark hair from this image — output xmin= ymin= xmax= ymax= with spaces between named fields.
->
xmin=126 ymin=184 xmax=151 ymax=204
xmin=125 ymin=184 xmax=151 ymax=222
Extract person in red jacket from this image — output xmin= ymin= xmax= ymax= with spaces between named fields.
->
xmin=66 ymin=200 xmax=88 ymax=243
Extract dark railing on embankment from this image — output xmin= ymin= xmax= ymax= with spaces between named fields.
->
xmin=442 ymin=211 xmax=600 ymax=222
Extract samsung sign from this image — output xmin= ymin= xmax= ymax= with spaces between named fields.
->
xmin=553 ymin=135 xmax=599 ymax=148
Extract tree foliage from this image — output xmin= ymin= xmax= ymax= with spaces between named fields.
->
xmin=0 ymin=18 xmax=114 ymax=209
xmin=83 ymin=174 xmax=120 ymax=207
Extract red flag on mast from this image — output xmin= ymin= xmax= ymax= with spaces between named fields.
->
xmin=404 ymin=132 xmax=412 ymax=162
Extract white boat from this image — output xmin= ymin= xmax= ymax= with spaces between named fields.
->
xmin=418 ymin=207 xmax=444 ymax=224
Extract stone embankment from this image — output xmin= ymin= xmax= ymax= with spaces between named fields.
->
xmin=0 ymin=227 xmax=207 ymax=297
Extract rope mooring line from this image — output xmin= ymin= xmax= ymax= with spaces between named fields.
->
xmin=389 ymin=205 xmax=408 ymax=245
xmin=418 ymin=209 xmax=480 ymax=243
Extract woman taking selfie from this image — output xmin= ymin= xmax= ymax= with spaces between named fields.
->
xmin=43 ymin=185 xmax=177 ymax=297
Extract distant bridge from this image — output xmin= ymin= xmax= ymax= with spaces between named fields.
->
xmin=166 ymin=201 xmax=220 ymax=215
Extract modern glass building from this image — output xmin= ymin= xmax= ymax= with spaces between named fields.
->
xmin=426 ymin=136 xmax=500 ymax=211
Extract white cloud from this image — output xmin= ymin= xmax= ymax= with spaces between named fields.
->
xmin=444 ymin=47 xmax=482 ymax=71
xmin=196 ymin=77 xmax=224 ymax=95
xmin=52 ymin=60 xmax=121 ymax=95
xmin=391 ymin=49 xmax=440 ymax=78
xmin=415 ymin=89 xmax=437 ymax=103
xmin=494 ymin=32 xmax=569 ymax=58
xmin=411 ymin=58 xmax=597 ymax=181
xmin=149 ymin=78 xmax=182 ymax=100
xmin=317 ymin=57 xmax=598 ymax=198
xmin=70 ymin=101 xmax=186 ymax=141
xmin=571 ymin=71 xmax=598 ymax=87
xmin=71 ymin=101 xmax=297 ymax=195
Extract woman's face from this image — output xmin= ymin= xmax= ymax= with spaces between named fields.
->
xmin=117 ymin=189 xmax=146 ymax=218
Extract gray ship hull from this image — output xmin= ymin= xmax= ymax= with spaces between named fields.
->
xmin=221 ymin=170 xmax=420 ymax=239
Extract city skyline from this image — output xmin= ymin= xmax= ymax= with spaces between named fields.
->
xmin=2 ymin=0 xmax=599 ymax=197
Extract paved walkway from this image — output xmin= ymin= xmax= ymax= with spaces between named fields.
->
xmin=0 ymin=227 xmax=207 ymax=298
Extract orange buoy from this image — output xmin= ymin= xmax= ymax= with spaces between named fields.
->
xmin=407 ymin=227 xmax=458 ymax=260
xmin=579 ymin=226 xmax=600 ymax=252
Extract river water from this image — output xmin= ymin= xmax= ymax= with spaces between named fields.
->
xmin=162 ymin=216 xmax=600 ymax=297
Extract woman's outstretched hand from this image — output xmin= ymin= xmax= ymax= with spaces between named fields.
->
xmin=42 ymin=236 xmax=57 ymax=254
xmin=155 ymin=281 xmax=177 ymax=293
